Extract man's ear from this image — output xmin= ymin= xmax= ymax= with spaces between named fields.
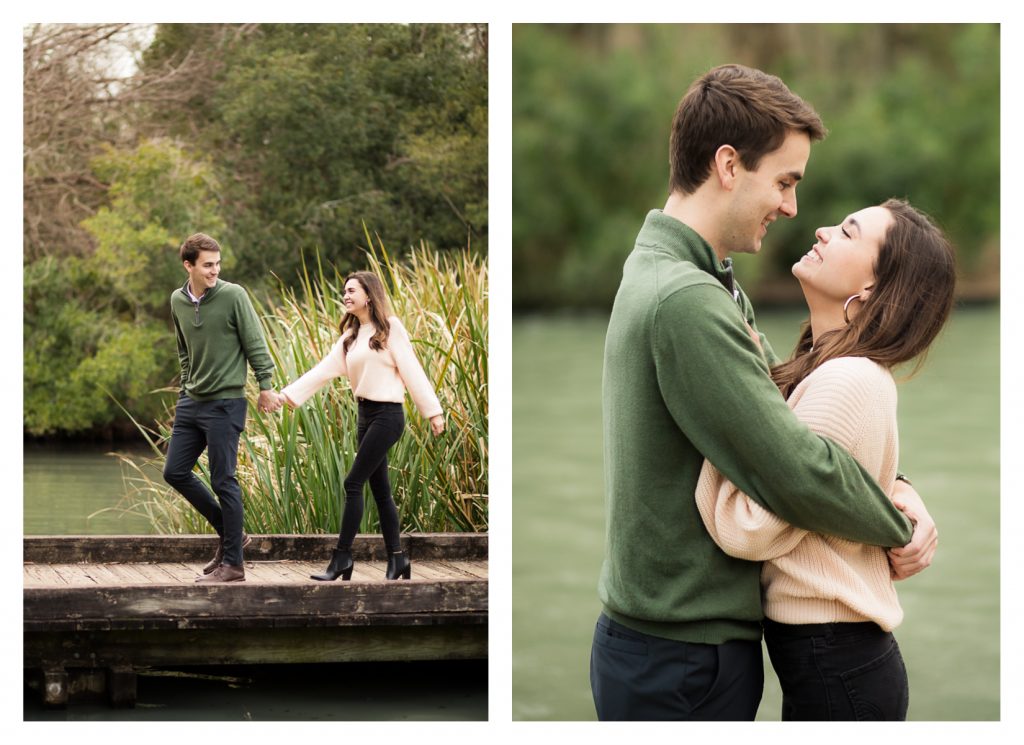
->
xmin=713 ymin=144 xmax=740 ymax=190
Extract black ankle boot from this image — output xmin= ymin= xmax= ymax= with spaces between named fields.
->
xmin=310 ymin=548 xmax=354 ymax=581
xmin=385 ymin=550 xmax=411 ymax=580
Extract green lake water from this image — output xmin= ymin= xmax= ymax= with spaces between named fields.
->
xmin=23 ymin=443 xmax=159 ymax=535
xmin=512 ymin=305 xmax=1000 ymax=721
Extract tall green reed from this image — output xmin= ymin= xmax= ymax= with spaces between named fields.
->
xmin=116 ymin=240 xmax=487 ymax=535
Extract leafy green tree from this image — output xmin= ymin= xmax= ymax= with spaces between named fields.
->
xmin=24 ymin=255 xmax=169 ymax=436
xmin=141 ymin=23 xmax=487 ymax=283
xmin=24 ymin=140 xmax=227 ymax=436
xmin=83 ymin=140 xmax=227 ymax=313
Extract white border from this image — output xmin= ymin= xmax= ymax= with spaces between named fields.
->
xmin=6 ymin=4 xmax=1022 ymax=743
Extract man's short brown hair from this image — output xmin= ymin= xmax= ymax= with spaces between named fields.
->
xmin=669 ymin=64 xmax=826 ymax=195
xmin=180 ymin=233 xmax=221 ymax=265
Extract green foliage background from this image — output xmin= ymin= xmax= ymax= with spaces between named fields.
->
xmin=142 ymin=24 xmax=487 ymax=282
xmin=512 ymin=23 xmax=999 ymax=311
xmin=24 ymin=23 xmax=487 ymax=437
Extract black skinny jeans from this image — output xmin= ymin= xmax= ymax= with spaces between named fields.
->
xmin=163 ymin=394 xmax=248 ymax=566
xmin=764 ymin=618 xmax=909 ymax=720
xmin=337 ymin=399 xmax=405 ymax=553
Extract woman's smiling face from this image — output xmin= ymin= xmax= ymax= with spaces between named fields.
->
xmin=343 ymin=278 xmax=371 ymax=314
xmin=793 ymin=205 xmax=893 ymax=303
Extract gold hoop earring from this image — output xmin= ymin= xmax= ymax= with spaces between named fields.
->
xmin=843 ymin=294 xmax=862 ymax=325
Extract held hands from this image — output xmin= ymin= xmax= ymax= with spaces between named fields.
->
xmin=429 ymin=414 xmax=445 ymax=437
xmin=887 ymin=479 xmax=938 ymax=581
xmin=257 ymin=389 xmax=285 ymax=414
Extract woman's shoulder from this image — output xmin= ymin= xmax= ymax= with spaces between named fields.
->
xmin=815 ymin=355 xmax=888 ymax=372
xmin=801 ymin=356 xmax=896 ymax=399
xmin=386 ymin=315 xmax=410 ymax=336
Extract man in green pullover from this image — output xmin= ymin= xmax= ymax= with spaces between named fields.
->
xmin=163 ymin=233 xmax=279 ymax=583
xmin=590 ymin=64 xmax=938 ymax=720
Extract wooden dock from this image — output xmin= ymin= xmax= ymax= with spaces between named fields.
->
xmin=24 ymin=533 xmax=487 ymax=707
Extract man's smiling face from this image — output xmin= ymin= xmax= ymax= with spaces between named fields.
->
xmin=723 ymin=130 xmax=811 ymax=255
xmin=185 ymin=249 xmax=220 ymax=296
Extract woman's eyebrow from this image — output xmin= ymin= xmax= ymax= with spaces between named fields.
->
xmin=846 ymin=217 xmax=861 ymax=236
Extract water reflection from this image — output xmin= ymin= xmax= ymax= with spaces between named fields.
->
xmin=25 ymin=660 xmax=488 ymax=721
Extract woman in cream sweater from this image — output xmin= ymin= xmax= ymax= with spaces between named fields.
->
xmin=275 ymin=271 xmax=445 ymax=581
xmin=696 ymin=199 xmax=956 ymax=720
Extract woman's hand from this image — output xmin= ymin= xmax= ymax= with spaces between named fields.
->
xmin=429 ymin=414 xmax=445 ymax=436
xmin=887 ymin=480 xmax=938 ymax=580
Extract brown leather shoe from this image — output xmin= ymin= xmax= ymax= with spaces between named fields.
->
xmin=195 ymin=563 xmax=245 ymax=583
xmin=202 ymin=533 xmax=253 ymax=574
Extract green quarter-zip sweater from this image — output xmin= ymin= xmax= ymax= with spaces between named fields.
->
xmin=598 ymin=210 xmax=912 ymax=645
xmin=170 ymin=279 xmax=275 ymax=401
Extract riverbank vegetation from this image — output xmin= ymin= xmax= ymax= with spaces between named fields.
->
xmin=115 ymin=244 xmax=487 ymax=535
xmin=24 ymin=23 xmax=487 ymax=438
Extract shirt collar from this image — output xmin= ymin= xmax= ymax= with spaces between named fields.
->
xmin=637 ymin=210 xmax=739 ymax=301
xmin=183 ymin=279 xmax=218 ymax=304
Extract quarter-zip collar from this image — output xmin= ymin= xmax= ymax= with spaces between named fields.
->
xmin=179 ymin=278 xmax=222 ymax=327
xmin=638 ymin=209 xmax=741 ymax=303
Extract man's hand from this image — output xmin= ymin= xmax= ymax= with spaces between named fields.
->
xmin=430 ymin=414 xmax=445 ymax=436
xmin=258 ymin=389 xmax=282 ymax=414
xmin=887 ymin=479 xmax=938 ymax=580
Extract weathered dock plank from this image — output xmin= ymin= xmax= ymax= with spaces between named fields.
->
xmin=24 ymin=533 xmax=488 ymax=707
xmin=26 ymin=578 xmax=487 ymax=629
xmin=26 ymin=624 xmax=488 ymax=667
xmin=437 ymin=559 xmax=489 ymax=579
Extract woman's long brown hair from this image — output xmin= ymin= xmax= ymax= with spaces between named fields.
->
xmin=771 ymin=199 xmax=957 ymax=398
xmin=339 ymin=271 xmax=393 ymax=354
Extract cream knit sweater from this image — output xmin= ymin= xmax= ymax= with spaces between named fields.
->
xmin=282 ymin=316 xmax=442 ymax=419
xmin=695 ymin=356 xmax=903 ymax=631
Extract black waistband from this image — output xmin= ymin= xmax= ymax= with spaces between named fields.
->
xmin=357 ymin=398 xmax=402 ymax=407
xmin=762 ymin=618 xmax=883 ymax=637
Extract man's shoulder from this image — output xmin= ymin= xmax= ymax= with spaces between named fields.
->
xmin=215 ymin=281 xmax=257 ymax=309
xmin=626 ymin=247 xmax=726 ymax=302
xmin=610 ymin=254 xmax=736 ymax=348
xmin=216 ymin=280 xmax=245 ymax=296
xmin=661 ymin=257 xmax=724 ymax=298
